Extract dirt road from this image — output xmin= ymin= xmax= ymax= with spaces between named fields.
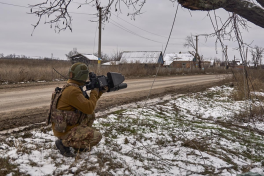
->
xmin=0 ymin=75 xmax=226 ymax=130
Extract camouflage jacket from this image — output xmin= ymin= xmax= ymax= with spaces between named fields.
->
xmin=46 ymin=83 xmax=87 ymax=133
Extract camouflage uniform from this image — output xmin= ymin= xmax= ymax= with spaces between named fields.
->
xmin=47 ymin=79 xmax=103 ymax=150
xmin=61 ymin=112 xmax=102 ymax=150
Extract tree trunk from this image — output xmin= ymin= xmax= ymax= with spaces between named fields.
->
xmin=178 ymin=0 xmax=264 ymax=28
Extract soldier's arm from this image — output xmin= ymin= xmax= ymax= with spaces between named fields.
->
xmin=68 ymin=88 xmax=100 ymax=114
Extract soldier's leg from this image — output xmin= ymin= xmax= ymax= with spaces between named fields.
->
xmin=80 ymin=112 xmax=95 ymax=127
xmin=61 ymin=125 xmax=102 ymax=150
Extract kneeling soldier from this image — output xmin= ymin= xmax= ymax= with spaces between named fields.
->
xmin=46 ymin=62 xmax=106 ymax=157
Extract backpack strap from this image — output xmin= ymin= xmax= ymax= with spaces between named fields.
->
xmin=46 ymin=83 xmax=81 ymax=125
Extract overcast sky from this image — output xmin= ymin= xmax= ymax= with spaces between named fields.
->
xmin=0 ymin=0 xmax=263 ymax=60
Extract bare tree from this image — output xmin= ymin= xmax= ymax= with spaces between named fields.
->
xmin=65 ymin=48 xmax=79 ymax=63
xmin=109 ymin=49 xmax=123 ymax=61
xmin=66 ymin=48 xmax=78 ymax=57
xmin=251 ymin=45 xmax=264 ymax=68
xmin=5 ymin=54 xmax=16 ymax=59
xmin=29 ymin=0 xmax=264 ymax=33
xmin=183 ymin=35 xmax=195 ymax=49
xmin=184 ymin=35 xmax=202 ymax=69
xmin=251 ymin=48 xmax=257 ymax=68
xmin=30 ymin=0 xmax=147 ymax=32
xmin=93 ymin=51 xmax=109 ymax=61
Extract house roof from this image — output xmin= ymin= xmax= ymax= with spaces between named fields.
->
xmin=120 ymin=51 xmax=162 ymax=64
xmin=69 ymin=53 xmax=98 ymax=60
xmin=82 ymin=54 xmax=98 ymax=61
xmin=102 ymin=61 xmax=120 ymax=65
xmin=164 ymin=53 xmax=194 ymax=65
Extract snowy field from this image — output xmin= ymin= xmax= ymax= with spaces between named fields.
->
xmin=1 ymin=86 xmax=264 ymax=176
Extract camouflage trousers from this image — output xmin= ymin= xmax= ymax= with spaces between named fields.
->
xmin=61 ymin=113 xmax=102 ymax=150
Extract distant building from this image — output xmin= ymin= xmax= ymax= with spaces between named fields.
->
xmin=164 ymin=53 xmax=211 ymax=68
xmin=210 ymin=59 xmax=221 ymax=67
xmin=228 ymin=59 xmax=243 ymax=67
xmin=68 ymin=53 xmax=98 ymax=65
xmin=102 ymin=61 xmax=120 ymax=65
xmin=164 ymin=53 xmax=194 ymax=68
xmin=120 ymin=51 xmax=164 ymax=65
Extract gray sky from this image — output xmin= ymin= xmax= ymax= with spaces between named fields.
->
xmin=0 ymin=0 xmax=263 ymax=60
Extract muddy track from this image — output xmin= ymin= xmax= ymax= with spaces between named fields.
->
xmin=0 ymin=75 xmax=228 ymax=131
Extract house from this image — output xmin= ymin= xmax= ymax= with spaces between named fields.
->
xmin=228 ymin=59 xmax=243 ymax=67
xmin=164 ymin=53 xmax=194 ymax=68
xmin=210 ymin=59 xmax=221 ymax=67
xmin=120 ymin=51 xmax=164 ymax=65
xmin=164 ymin=53 xmax=211 ymax=68
xmin=202 ymin=58 xmax=221 ymax=68
xmin=102 ymin=61 xmax=120 ymax=65
xmin=68 ymin=53 xmax=98 ymax=65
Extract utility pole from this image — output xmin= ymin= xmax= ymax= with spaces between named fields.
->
xmin=195 ymin=35 xmax=200 ymax=69
xmin=260 ymin=50 xmax=262 ymax=69
xmin=195 ymin=35 xmax=198 ymax=56
xmin=246 ymin=47 xmax=248 ymax=66
xmin=98 ymin=7 xmax=102 ymax=73
xmin=225 ymin=45 xmax=228 ymax=69
xmin=195 ymin=35 xmax=198 ymax=55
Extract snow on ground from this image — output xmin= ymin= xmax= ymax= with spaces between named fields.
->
xmin=0 ymin=86 xmax=264 ymax=176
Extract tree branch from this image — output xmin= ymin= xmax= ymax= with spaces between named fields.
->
xmin=177 ymin=0 xmax=264 ymax=28
xmin=256 ymin=0 xmax=264 ymax=7
xmin=30 ymin=0 xmax=148 ymax=32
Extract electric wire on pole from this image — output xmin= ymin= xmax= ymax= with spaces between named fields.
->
xmin=195 ymin=35 xmax=198 ymax=56
xmin=98 ymin=7 xmax=102 ymax=74
xmin=225 ymin=45 xmax=228 ymax=68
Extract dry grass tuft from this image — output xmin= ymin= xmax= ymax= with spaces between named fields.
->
xmin=0 ymin=58 xmax=71 ymax=83
xmin=0 ymin=157 xmax=22 ymax=176
xmin=0 ymin=58 xmax=229 ymax=84
xmin=232 ymin=69 xmax=264 ymax=100
xmin=231 ymin=68 xmax=264 ymax=122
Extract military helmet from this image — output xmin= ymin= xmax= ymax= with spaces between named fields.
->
xmin=69 ymin=62 xmax=89 ymax=82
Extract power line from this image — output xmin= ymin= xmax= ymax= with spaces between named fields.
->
xmin=68 ymin=12 xmax=94 ymax=16
xmin=0 ymin=1 xmax=184 ymax=41
xmin=93 ymin=23 xmax=98 ymax=54
xmin=112 ymin=13 xmax=185 ymax=40
xmin=0 ymin=1 xmax=184 ymax=40
xmin=109 ymin=20 xmax=164 ymax=44
xmin=110 ymin=19 xmax=184 ymax=45
xmin=1 ymin=1 xmax=184 ymax=46
xmin=0 ymin=1 xmax=94 ymax=15
xmin=71 ymin=1 xmax=91 ymax=5
xmin=0 ymin=1 xmax=29 ymax=8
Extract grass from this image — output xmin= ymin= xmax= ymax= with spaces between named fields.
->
xmin=0 ymin=58 xmax=71 ymax=83
xmin=1 ymin=84 xmax=264 ymax=175
xmin=231 ymin=68 xmax=264 ymax=101
xmin=0 ymin=157 xmax=25 ymax=176
xmin=0 ymin=57 xmax=229 ymax=84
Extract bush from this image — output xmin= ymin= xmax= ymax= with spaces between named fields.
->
xmin=231 ymin=68 xmax=264 ymax=100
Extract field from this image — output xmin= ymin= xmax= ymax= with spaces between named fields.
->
xmin=0 ymin=58 xmax=71 ymax=84
xmin=0 ymin=85 xmax=264 ymax=176
xmin=1 ymin=58 xmax=264 ymax=175
xmin=0 ymin=58 xmax=228 ymax=84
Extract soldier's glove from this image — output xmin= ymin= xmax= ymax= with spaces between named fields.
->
xmin=91 ymin=88 xmax=100 ymax=95
xmin=100 ymin=86 xmax=108 ymax=93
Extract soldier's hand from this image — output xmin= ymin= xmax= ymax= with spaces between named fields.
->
xmin=91 ymin=88 xmax=100 ymax=95
xmin=101 ymin=86 xmax=108 ymax=93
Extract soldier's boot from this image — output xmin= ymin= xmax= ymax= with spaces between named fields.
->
xmin=55 ymin=139 xmax=76 ymax=157
xmin=74 ymin=147 xmax=90 ymax=153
